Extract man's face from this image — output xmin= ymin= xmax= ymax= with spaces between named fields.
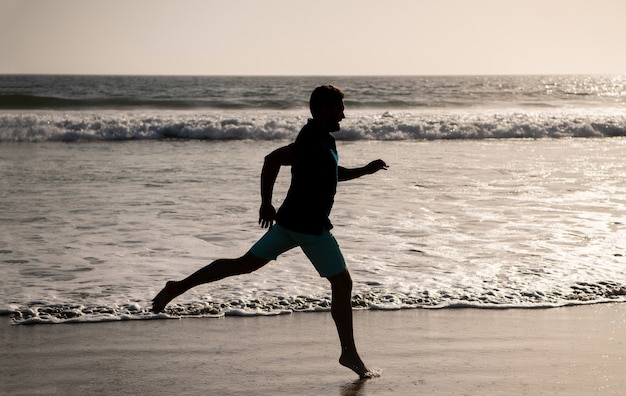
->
xmin=326 ymin=100 xmax=345 ymax=132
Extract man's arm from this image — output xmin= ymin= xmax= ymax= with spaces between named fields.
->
xmin=338 ymin=159 xmax=388 ymax=182
xmin=258 ymin=145 xmax=297 ymax=228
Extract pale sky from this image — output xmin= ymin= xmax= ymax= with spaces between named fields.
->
xmin=1 ymin=0 xmax=625 ymax=75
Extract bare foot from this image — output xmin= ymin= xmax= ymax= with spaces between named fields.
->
xmin=151 ymin=281 xmax=182 ymax=313
xmin=339 ymin=351 xmax=379 ymax=379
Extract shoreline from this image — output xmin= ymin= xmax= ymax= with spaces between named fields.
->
xmin=2 ymin=304 xmax=626 ymax=395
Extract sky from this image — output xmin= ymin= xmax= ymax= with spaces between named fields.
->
xmin=1 ymin=0 xmax=625 ymax=76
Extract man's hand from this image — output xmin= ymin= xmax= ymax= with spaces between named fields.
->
xmin=364 ymin=159 xmax=389 ymax=174
xmin=259 ymin=203 xmax=277 ymax=228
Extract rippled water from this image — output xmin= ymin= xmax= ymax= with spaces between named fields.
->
xmin=2 ymin=138 xmax=625 ymax=323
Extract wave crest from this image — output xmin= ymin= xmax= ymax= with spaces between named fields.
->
xmin=2 ymin=110 xmax=624 ymax=142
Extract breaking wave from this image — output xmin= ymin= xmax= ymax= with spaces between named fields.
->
xmin=1 ymin=109 xmax=625 ymax=142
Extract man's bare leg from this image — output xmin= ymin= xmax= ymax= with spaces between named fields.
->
xmin=329 ymin=270 xmax=378 ymax=379
xmin=152 ymin=252 xmax=269 ymax=313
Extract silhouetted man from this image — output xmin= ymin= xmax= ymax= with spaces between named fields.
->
xmin=152 ymin=84 xmax=387 ymax=378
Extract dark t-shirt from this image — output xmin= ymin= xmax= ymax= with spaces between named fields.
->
xmin=276 ymin=119 xmax=338 ymax=234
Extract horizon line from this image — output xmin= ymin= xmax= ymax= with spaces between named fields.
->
xmin=1 ymin=72 xmax=624 ymax=77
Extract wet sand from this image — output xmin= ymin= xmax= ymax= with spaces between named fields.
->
xmin=2 ymin=304 xmax=626 ymax=395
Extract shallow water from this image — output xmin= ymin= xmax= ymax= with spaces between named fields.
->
xmin=2 ymin=138 xmax=626 ymax=323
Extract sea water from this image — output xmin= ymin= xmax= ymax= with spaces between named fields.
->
xmin=1 ymin=75 xmax=625 ymax=324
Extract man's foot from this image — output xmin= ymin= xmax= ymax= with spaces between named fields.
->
xmin=151 ymin=281 xmax=182 ymax=313
xmin=339 ymin=351 xmax=380 ymax=379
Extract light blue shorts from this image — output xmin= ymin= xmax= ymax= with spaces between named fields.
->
xmin=249 ymin=224 xmax=347 ymax=278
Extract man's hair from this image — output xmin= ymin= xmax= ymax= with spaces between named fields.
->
xmin=310 ymin=85 xmax=344 ymax=118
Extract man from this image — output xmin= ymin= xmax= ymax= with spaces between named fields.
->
xmin=152 ymin=84 xmax=388 ymax=379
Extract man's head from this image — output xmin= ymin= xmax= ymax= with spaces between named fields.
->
xmin=310 ymin=85 xmax=345 ymax=132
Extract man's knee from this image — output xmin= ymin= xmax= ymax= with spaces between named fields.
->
xmin=329 ymin=269 xmax=352 ymax=291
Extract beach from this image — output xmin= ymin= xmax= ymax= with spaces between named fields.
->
xmin=2 ymin=304 xmax=625 ymax=395
xmin=1 ymin=75 xmax=625 ymax=395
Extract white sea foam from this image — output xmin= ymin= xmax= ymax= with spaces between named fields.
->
xmin=1 ymin=108 xmax=624 ymax=142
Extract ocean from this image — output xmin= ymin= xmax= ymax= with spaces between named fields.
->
xmin=1 ymin=75 xmax=625 ymax=324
